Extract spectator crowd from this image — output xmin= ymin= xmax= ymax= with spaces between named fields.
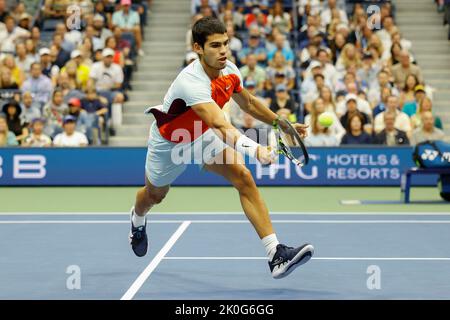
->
xmin=0 ymin=0 xmax=447 ymax=148
xmin=186 ymin=0 xmax=446 ymax=149
xmin=0 ymin=0 xmax=151 ymax=147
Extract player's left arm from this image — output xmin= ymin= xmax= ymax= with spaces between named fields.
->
xmin=232 ymin=88 xmax=308 ymax=138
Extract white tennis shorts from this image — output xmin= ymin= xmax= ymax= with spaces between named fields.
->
xmin=145 ymin=122 xmax=227 ymax=187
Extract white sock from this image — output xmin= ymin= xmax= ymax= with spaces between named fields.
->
xmin=131 ymin=207 xmax=146 ymax=227
xmin=262 ymin=233 xmax=279 ymax=261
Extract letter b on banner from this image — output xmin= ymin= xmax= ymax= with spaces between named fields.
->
xmin=13 ymin=155 xmax=46 ymax=179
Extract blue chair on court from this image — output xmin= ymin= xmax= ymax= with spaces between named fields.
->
xmin=400 ymin=167 xmax=450 ymax=203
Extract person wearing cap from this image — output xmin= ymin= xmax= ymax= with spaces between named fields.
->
xmin=237 ymin=26 xmax=267 ymax=66
xmin=239 ymin=53 xmax=266 ymax=91
xmin=20 ymin=91 xmax=41 ymax=126
xmin=339 ymin=94 xmax=371 ymax=132
xmin=335 ymin=82 xmax=372 ymax=118
xmin=400 ymin=76 xmax=422 ymax=117
xmin=22 ymin=118 xmax=52 ymax=147
xmin=40 ymin=47 xmax=60 ymax=80
xmin=53 ymin=115 xmax=88 ymax=147
xmin=266 ymin=51 xmax=295 ymax=92
xmin=2 ymin=99 xmax=28 ymax=144
xmin=301 ymin=59 xmax=332 ymax=103
xmin=269 ymin=83 xmax=296 ymax=121
xmin=89 ymin=47 xmax=125 ymax=105
xmin=60 ymin=49 xmax=91 ymax=90
xmin=21 ymin=62 xmax=54 ymax=106
xmin=93 ymin=13 xmax=113 ymax=45
xmin=67 ymin=96 xmax=100 ymax=144
xmin=112 ymin=0 xmax=144 ymax=56
xmin=374 ymin=95 xmax=412 ymax=136
xmin=0 ymin=114 xmax=19 ymax=147
xmin=89 ymin=48 xmax=125 ymax=130
xmin=17 ymin=12 xmax=32 ymax=31
xmin=300 ymin=26 xmax=326 ymax=51
xmin=357 ymin=51 xmax=381 ymax=90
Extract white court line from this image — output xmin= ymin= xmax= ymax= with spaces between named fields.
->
xmin=0 ymin=211 xmax=450 ymax=216
xmin=121 ymin=221 xmax=191 ymax=301
xmin=2 ymin=220 xmax=450 ymax=224
xmin=164 ymin=257 xmax=450 ymax=261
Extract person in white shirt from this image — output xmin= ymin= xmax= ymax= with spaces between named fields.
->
xmin=89 ymin=48 xmax=125 ymax=128
xmin=0 ymin=15 xmax=30 ymax=53
xmin=335 ymin=83 xmax=372 ymax=118
xmin=90 ymin=48 xmax=124 ymax=92
xmin=320 ymin=0 xmax=348 ymax=29
xmin=92 ymin=14 xmax=113 ymax=48
xmin=53 ymin=115 xmax=88 ymax=147
xmin=226 ymin=24 xmax=242 ymax=53
xmin=304 ymin=97 xmax=345 ymax=143
xmin=315 ymin=48 xmax=339 ymax=88
xmin=374 ymin=95 xmax=412 ymax=135
xmin=22 ymin=118 xmax=52 ymax=147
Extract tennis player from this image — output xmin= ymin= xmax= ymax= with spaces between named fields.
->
xmin=130 ymin=17 xmax=314 ymax=279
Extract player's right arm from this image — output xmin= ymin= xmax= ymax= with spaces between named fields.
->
xmin=191 ymin=102 xmax=275 ymax=165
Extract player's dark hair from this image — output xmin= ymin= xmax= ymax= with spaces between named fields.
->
xmin=192 ymin=17 xmax=227 ymax=48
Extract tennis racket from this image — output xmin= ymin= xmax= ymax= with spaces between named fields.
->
xmin=271 ymin=118 xmax=309 ymax=167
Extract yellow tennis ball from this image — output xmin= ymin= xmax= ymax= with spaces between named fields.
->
xmin=318 ymin=112 xmax=334 ymax=127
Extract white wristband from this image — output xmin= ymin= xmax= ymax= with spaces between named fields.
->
xmin=235 ymin=135 xmax=259 ymax=158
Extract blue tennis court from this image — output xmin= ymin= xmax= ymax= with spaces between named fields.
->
xmin=1 ymin=212 xmax=450 ymax=300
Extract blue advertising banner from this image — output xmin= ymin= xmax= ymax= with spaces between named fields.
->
xmin=0 ymin=147 xmax=438 ymax=186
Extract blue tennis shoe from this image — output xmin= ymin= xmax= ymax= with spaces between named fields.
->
xmin=269 ymin=243 xmax=314 ymax=279
xmin=129 ymin=211 xmax=148 ymax=257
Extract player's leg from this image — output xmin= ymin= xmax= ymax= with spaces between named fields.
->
xmin=204 ymin=147 xmax=274 ymax=239
xmin=134 ymin=177 xmax=169 ymax=216
xmin=204 ymin=147 xmax=314 ymax=279
xmin=129 ymin=123 xmax=187 ymax=257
